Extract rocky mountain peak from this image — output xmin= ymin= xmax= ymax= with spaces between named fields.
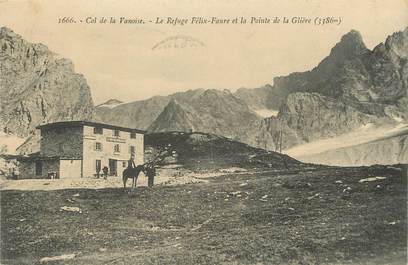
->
xmin=329 ymin=30 xmax=368 ymax=60
xmin=1 ymin=27 xmax=52 ymax=57
xmin=202 ymin=88 xmax=229 ymax=97
xmin=0 ymin=27 xmax=25 ymax=41
xmin=0 ymin=26 xmax=16 ymax=37
xmin=148 ymin=99 xmax=195 ymax=132
xmin=0 ymin=27 xmax=94 ymax=137
xmin=384 ymin=26 xmax=408 ymax=58
xmin=165 ymin=98 xmax=182 ymax=110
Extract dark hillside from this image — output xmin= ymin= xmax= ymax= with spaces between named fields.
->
xmin=145 ymin=132 xmax=301 ymax=170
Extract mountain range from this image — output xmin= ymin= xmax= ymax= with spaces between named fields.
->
xmin=95 ymin=88 xmax=261 ymax=140
xmin=1 ymin=26 xmax=407 ymax=166
xmin=95 ymin=27 xmax=407 ymax=159
xmin=238 ymin=29 xmax=408 ymax=150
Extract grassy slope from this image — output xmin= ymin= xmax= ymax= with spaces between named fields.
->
xmin=1 ymin=165 xmax=406 ymax=265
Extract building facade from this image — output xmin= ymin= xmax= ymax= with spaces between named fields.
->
xmin=18 ymin=121 xmax=145 ymax=179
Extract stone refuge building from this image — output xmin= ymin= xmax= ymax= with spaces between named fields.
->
xmin=18 ymin=121 xmax=145 ymax=179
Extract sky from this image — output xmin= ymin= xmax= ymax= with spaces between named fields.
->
xmin=0 ymin=0 xmax=407 ymax=104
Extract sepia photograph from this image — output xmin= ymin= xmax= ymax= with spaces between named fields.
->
xmin=0 ymin=0 xmax=407 ymax=264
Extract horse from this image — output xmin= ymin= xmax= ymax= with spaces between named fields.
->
xmin=122 ymin=164 xmax=146 ymax=191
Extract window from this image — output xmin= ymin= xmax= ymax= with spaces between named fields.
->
xmin=95 ymin=142 xmax=102 ymax=151
xmin=130 ymin=132 xmax=136 ymax=139
xmin=35 ymin=161 xmax=42 ymax=176
xmin=114 ymin=144 xmax=120 ymax=153
xmin=96 ymin=160 xmax=101 ymax=172
xmin=129 ymin=145 xmax=135 ymax=154
xmin=122 ymin=161 xmax=127 ymax=167
xmin=94 ymin=127 xmax=103 ymax=134
xmin=113 ymin=130 xmax=120 ymax=137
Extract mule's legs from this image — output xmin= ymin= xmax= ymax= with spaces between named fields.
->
xmin=130 ymin=175 xmax=139 ymax=191
xmin=123 ymin=175 xmax=127 ymax=191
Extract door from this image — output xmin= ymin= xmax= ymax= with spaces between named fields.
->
xmin=95 ymin=160 xmax=101 ymax=177
xmin=35 ymin=161 xmax=43 ymax=177
xmin=109 ymin=159 xmax=117 ymax=176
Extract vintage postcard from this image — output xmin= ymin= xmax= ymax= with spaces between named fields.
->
xmin=0 ymin=0 xmax=407 ymax=264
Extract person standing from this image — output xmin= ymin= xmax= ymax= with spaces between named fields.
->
xmin=102 ymin=166 xmax=109 ymax=180
xmin=146 ymin=163 xmax=156 ymax=187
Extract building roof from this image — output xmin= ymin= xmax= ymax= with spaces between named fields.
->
xmin=17 ymin=153 xmax=82 ymax=161
xmin=0 ymin=154 xmax=22 ymax=160
xmin=36 ymin=121 xmax=146 ymax=134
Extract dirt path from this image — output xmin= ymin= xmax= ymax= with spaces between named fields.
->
xmin=0 ymin=167 xmax=297 ymax=191
xmin=0 ymin=168 xmax=219 ymax=191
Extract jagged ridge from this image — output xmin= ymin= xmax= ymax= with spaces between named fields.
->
xmin=0 ymin=27 xmax=94 ymax=137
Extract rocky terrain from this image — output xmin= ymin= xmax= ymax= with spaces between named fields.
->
xmin=94 ymin=96 xmax=171 ymax=130
xmin=149 ymin=89 xmax=260 ymax=139
xmin=238 ymin=28 xmax=408 ymax=152
xmin=238 ymin=29 xmax=408 ymax=112
xmin=234 ymin=85 xmax=275 ymax=112
xmin=0 ymin=27 xmax=94 ymax=138
xmin=1 ymin=164 xmax=406 ymax=264
xmin=239 ymin=92 xmax=377 ymax=150
xmin=96 ymin=89 xmax=261 ymax=140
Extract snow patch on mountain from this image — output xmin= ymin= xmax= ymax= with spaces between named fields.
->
xmin=285 ymin=123 xmax=408 ymax=158
xmin=252 ymin=109 xmax=279 ymax=118
xmin=96 ymin=99 xmax=124 ymax=109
